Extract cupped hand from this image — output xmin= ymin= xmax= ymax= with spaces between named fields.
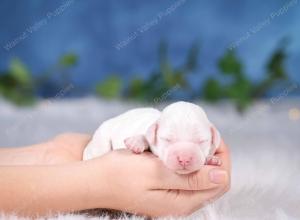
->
xmin=85 ymin=140 xmax=231 ymax=217
xmin=0 ymin=133 xmax=90 ymax=166
xmin=1 ymin=133 xmax=230 ymax=217
xmin=37 ymin=133 xmax=230 ymax=217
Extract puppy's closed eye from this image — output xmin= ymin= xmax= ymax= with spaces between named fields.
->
xmin=196 ymin=139 xmax=209 ymax=144
xmin=160 ymin=137 xmax=172 ymax=142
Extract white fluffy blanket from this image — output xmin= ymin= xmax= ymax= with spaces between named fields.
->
xmin=1 ymin=98 xmax=299 ymax=220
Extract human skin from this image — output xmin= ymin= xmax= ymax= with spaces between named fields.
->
xmin=0 ymin=133 xmax=231 ymax=218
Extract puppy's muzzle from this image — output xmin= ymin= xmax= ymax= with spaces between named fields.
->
xmin=165 ymin=142 xmax=206 ymax=173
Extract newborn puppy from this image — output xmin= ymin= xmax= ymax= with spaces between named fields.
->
xmin=83 ymin=101 xmax=221 ymax=174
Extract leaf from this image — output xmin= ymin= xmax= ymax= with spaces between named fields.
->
xmin=158 ymin=42 xmax=173 ymax=86
xmin=266 ymin=47 xmax=288 ymax=80
xmin=1 ymin=88 xmax=35 ymax=106
xmin=224 ymin=78 xmax=253 ymax=112
xmin=202 ymin=78 xmax=223 ymax=102
xmin=218 ymin=50 xmax=243 ymax=77
xmin=95 ymin=75 xmax=122 ymax=99
xmin=160 ymin=61 xmax=174 ymax=86
xmin=59 ymin=53 xmax=78 ymax=67
xmin=9 ymin=58 xmax=32 ymax=86
xmin=0 ymin=73 xmax=17 ymax=87
xmin=126 ymin=77 xmax=146 ymax=100
xmin=0 ymin=67 xmax=35 ymax=106
xmin=185 ymin=43 xmax=199 ymax=72
xmin=254 ymin=43 xmax=289 ymax=97
xmin=172 ymin=71 xmax=188 ymax=88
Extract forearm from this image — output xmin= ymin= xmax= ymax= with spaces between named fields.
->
xmin=0 ymin=142 xmax=50 ymax=166
xmin=0 ymin=161 xmax=108 ymax=217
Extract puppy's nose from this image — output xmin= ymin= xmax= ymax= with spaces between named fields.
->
xmin=177 ymin=155 xmax=192 ymax=167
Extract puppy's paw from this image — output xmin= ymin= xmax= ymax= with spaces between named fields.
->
xmin=124 ymin=135 xmax=148 ymax=154
xmin=206 ymin=156 xmax=222 ymax=166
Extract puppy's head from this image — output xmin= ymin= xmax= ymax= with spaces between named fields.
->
xmin=146 ymin=101 xmax=221 ymax=174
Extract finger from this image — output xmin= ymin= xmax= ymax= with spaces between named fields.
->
xmin=152 ymin=140 xmax=230 ymax=191
xmin=52 ymin=133 xmax=91 ymax=150
xmin=215 ymin=139 xmax=229 ymax=155
xmin=180 ymin=186 xmax=228 ymax=212
xmin=215 ymin=139 xmax=231 ymax=172
xmin=51 ymin=133 xmax=92 ymax=161
xmin=153 ymin=165 xmax=229 ymax=191
xmin=214 ymin=139 xmax=231 ymax=190
xmin=146 ymin=187 xmax=227 ymax=217
xmin=206 ymin=156 xmax=222 ymax=166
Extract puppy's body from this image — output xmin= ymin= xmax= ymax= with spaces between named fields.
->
xmin=83 ymin=101 xmax=221 ymax=174
xmin=83 ymin=108 xmax=160 ymax=159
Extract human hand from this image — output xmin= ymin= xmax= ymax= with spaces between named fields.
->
xmin=0 ymin=133 xmax=90 ymax=166
xmin=44 ymin=133 xmax=91 ymax=164
xmin=85 ymin=140 xmax=231 ymax=217
xmin=0 ymin=133 xmax=230 ymax=218
xmin=8 ymin=132 xmax=230 ymax=217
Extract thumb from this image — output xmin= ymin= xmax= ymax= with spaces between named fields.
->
xmin=155 ymin=166 xmax=228 ymax=191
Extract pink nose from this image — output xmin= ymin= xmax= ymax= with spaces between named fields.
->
xmin=177 ymin=155 xmax=193 ymax=167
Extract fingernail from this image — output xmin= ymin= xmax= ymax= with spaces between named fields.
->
xmin=209 ymin=169 xmax=227 ymax=184
xmin=213 ymin=157 xmax=222 ymax=166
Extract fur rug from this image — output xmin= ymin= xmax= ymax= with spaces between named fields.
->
xmin=1 ymin=98 xmax=299 ymax=219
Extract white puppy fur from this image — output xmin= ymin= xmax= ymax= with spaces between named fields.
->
xmin=83 ymin=101 xmax=221 ymax=174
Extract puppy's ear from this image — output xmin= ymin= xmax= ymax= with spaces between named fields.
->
xmin=210 ymin=124 xmax=221 ymax=149
xmin=145 ymin=122 xmax=158 ymax=146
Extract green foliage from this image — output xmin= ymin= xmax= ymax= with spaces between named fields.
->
xmin=10 ymin=58 xmax=32 ymax=86
xmin=55 ymin=53 xmax=78 ymax=87
xmin=0 ymin=59 xmax=35 ymax=106
xmin=203 ymin=51 xmax=253 ymax=111
xmin=202 ymin=78 xmax=223 ymax=102
xmin=94 ymin=40 xmax=289 ymax=112
xmin=218 ymin=50 xmax=242 ymax=77
xmin=267 ymin=48 xmax=287 ymax=79
xmin=202 ymin=42 xmax=289 ymax=112
xmin=95 ymin=75 xmax=123 ymax=99
xmin=0 ymin=40 xmax=290 ymax=112
xmin=0 ymin=53 xmax=78 ymax=106
xmin=126 ymin=77 xmax=146 ymax=101
xmin=184 ymin=43 xmax=199 ymax=72
xmin=224 ymin=77 xmax=253 ymax=112
xmin=121 ymin=41 xmax=198 ymax=102
xmin=219 ymin=51 xmax=253 ymax=111
xmin=253 ymin=46 xmax=288 ymax=98
xmin=59 ymin=53 xmax=78 ymax=68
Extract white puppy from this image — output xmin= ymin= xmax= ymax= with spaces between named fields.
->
xmin=83 ymin=101 xmax=221 ymax=174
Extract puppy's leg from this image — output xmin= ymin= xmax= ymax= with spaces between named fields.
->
xmin=83 ymin=130 xmax=111 ymax=160
xmin=124 ymin=135 xmax=149 ymax=154
xmin=205 ymin=156 xmax=222 ymax=166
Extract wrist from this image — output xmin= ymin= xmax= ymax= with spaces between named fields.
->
xmin=81 ymin=158 xmax=113 ymax=210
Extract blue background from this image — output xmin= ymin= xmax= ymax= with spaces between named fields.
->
xmin=0 ymin=0 xmax=299 ymax=93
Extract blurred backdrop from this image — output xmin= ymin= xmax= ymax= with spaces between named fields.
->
xmin=0 ymin=0 xmax=300 ymax=111
xmin=1 ymin=2 xmax=300 ymax=218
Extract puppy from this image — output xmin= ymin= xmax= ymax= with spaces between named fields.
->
xmin=83 ymin=101 xmax=221 ymax=174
